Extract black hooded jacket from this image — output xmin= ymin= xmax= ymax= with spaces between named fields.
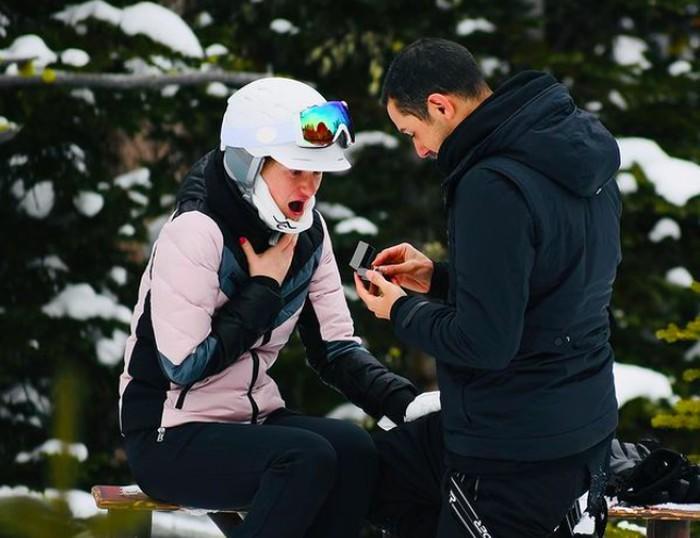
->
xmin=390 ymin=71 xmax=621 ymax=462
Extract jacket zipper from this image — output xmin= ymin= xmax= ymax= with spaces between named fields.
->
xmin=156 ymin=426 xmax=165 ymax=443
xmin=247 ymin=350 xmax=261 ymax=424
xmin=175 ymin=382 xmax=194 ymax=410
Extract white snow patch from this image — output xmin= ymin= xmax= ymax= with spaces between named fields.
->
xmin=585 ymin=101 xmax=603 ymax=112
xmin=124 ymin=57 xmax=161 ymax=75
xmin=668 ymin=60 xmax=692 ymax=76
xmin=617 ymin=137 xmax=700 ymax=206
xmin=205 ymin=43 xmax=228 ymax=57
xmin=161 ymin=84 xmax=179 ymax=97
xmin=270 ymin=18 xmax=299 ymax=34
xmin=18 ymin=181 xmax=55 ymax=219
xmin=115 ymin=167 xmax=151 ymax=189
xmin=613 ymin=362 xmax=673 ymax=407
xmin=128 ymin=190 xmax=149 ymax=206
xmin=346 ymin=131 xmax=399 ymax=160
xmin=0 ymin=34 xmax=57 ymax=68
xmin=206 ymin=81 xmax=228 ymax=97
xmin=96 ymin=329 xmax=128 ymax=366
xmin=160 ymin=193 xmax=176 ymax=207
xmin=119 ymin=223 xmax=136 ymax=236
xmin=10 ymin=154 xmax=28 ymax=167
xmin=149 ymin=54 xmax=172 ymax=71
xmin=109 ymin=266 xmax=128 ymax=285
xmin=456 ymin=17 xmax=495 ymax=36
xmin=684 ymin=340 xmax=700 ymax=361
xmin=0 ymin=485 xmax=43 ymax=501
xmin=1 ymin=384 xmax=51 ymax=415
xmin=60 ymin=48 xmax=90 ymax=67
xmin=30 ymin=255 xmax=69 ymax=272
xmin=73 ymin=191 xmax=104 ymax=217
xmin=665 ymin=267 xmax=694 ymax=287
xmin=316 ymin=201 xmax=355 ymax=220
xmin=152 ymin=511 xmax=221 ymax=537
xmin=616 ymin=172 xmax=638 ymax=194
xmin=479 ymin=57 xmax=504 ymax=77
xmin=343 ymin=284 xmax=359 ymax=302
xmin=335 ymin=217 xmax=378 ymax=236
xmin=648 ymin=218 xmax=680 ymax=242
xmin=620 ymin=17 xmax=635 ymax=31
xmin=608 ymin=90 xmax=628 ymax=110
xmin=55 ymin=1 xmax=204 ymax=58
xmin=617 ymin=521 xmax=646 ymax=534
xmin=70 ymin=88 xmax=95 ymax=105
xmin=613 ymin=35 xmax=651 ymax=69
xmin=326 ymin=402 xmax=368 ymax=423
xmin=0 ymin=12 xmax=8 ymax=39
xmin=195 ymin=11 xmax=213 ymax=28
xmin=42 ymin=283 xmax=132 ymax=323
xmin=45 ymin=489 xmax=101 ymax=519
xmin=16 ymin=439 xmax=88 ymax=464
xmin=68 ymin=144 xmax=87 ymax=173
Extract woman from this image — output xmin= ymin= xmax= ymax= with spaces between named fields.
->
xmin=118 ymin=78 xmax=418 ymax=538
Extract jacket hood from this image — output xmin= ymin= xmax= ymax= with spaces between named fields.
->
xmin=438 ymin=71 xmax=620 ymax=198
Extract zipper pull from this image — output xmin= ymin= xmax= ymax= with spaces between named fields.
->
xmin=156 ymin=427 xmax=165 ymax=443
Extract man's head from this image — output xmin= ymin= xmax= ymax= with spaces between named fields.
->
xmin=381 ymin=38 xmax=492 ymax=158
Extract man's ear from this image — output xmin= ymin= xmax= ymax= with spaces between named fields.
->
xmin=426 ymin=93 xmax=456 ymax=120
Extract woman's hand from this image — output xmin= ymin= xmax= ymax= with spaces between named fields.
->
xmin=372 ymin=242 xmax=434 ymax=293
xmin=239 ymin=234 xmax=298 ymax=285
xmin=354 ymin=270 xmax=407 ymax=320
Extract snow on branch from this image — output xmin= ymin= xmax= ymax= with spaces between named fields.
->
xmin=0 ymin=69 xmax=270 ymax=89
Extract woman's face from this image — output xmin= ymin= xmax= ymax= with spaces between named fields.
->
xmin=261 ymin=159 xmax=323 ymax=219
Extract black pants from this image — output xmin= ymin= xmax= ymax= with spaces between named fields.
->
xmin=369 ymin=412 xmax=592 ymax=538
xmin=124 ymin=409 xmax=377 ymax=538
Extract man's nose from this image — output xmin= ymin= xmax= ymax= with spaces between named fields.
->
xmin=414 ymin=141 xmax=431 ymax=159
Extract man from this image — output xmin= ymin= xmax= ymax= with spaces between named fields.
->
xmin=355 ymin=38 xmax=621 ymax=537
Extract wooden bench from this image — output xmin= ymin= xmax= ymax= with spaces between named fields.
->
xmin=92 ymin=485 xmax=700 ymax=538
xmin=607 ymin=502 xmax=700 ymax=538
xmin=91 ymin=485 xmax=243 ymax=537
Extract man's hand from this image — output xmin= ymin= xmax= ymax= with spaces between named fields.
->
xmin=404 ymin=391 xmax=441 ymax=422
xmin=240 ymin=234 xmax=298 ymax=285
xmin=372 ymin=242 xmax=434 ymax=293
xmin=354 ymin=270 xmax=407 ymax=320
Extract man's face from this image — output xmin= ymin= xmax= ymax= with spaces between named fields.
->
xmin=261 ymin=159 xmax=323 ymax=219
xmin=387 ymin=98 xmax=452 ymax=159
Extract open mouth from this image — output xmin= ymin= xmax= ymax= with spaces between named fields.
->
xmin=288 ymin=200 xmax=304 ymax=214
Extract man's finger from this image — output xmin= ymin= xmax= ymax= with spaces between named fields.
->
xmin=372 ymin=244 xmax=405 ymax=267
xmin=376 ymin=261 xmax=413 ymax=277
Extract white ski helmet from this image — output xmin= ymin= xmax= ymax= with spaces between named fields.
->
xmin=219 ymin=77 xmax=352 ymax=234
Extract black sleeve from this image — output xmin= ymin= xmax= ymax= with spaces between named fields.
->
xmin=298 ymin=300 xmax=418 ymax=424
xmin=202 ymin=276 xmax=283 ymax=378
xmin=427 ymin=261 xmax=450 ymax=300
xmin=390 ymin=171 xmax=535 ymax=371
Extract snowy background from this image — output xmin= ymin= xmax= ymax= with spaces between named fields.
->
xmin=1 ymin=1 xmax=699 ymax=537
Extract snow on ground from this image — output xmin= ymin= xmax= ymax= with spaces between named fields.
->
xmin=617 ymin=137 xmax=700 ymax=206
xmin=16 ymin=439 xmax=88 ymax=464
xmin=665 ymin=267 xmax=694 ymax=287
xmin=73 ymin=191 xmax=104 ymax=217
xmin=456 ymin=17 xmax=495 ymax=36
xmin=54 ymin=1 xmax=203 ymax=58
xmin=96 ymin=329 xmax=128 ymax=366
xmin=613 ymin=362 xmax=673 ymax=407
xmin=648 ymin=217 xmax=680 ymax=242
xmin=335 ymin=216 xmax=378 ymax=236
xmin=613 ymin=35 xmax=651 ymax=70
xmin=0 ymin=34 xmax=57 ymax=68
xmin=42 ymin=283 xmax=132 ymax=323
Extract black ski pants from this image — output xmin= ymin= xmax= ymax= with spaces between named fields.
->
xmin=368 ymin=412 xmax=592 ymax=538
xmin=124 ymin=409 xmax=377 ymax=538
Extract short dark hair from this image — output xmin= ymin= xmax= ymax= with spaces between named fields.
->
xmin=381 ymin=38 xmax=488 ymax=119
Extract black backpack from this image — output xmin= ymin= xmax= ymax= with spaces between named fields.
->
xmin=607 ymin=439 xmax=700 ymax=504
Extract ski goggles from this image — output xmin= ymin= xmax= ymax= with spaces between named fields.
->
xmin=221 ymin=100 xmax=355 ymax=150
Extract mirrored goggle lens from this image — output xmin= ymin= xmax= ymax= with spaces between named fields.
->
xmin=299 ymin=101 xmax=355 ymax=148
